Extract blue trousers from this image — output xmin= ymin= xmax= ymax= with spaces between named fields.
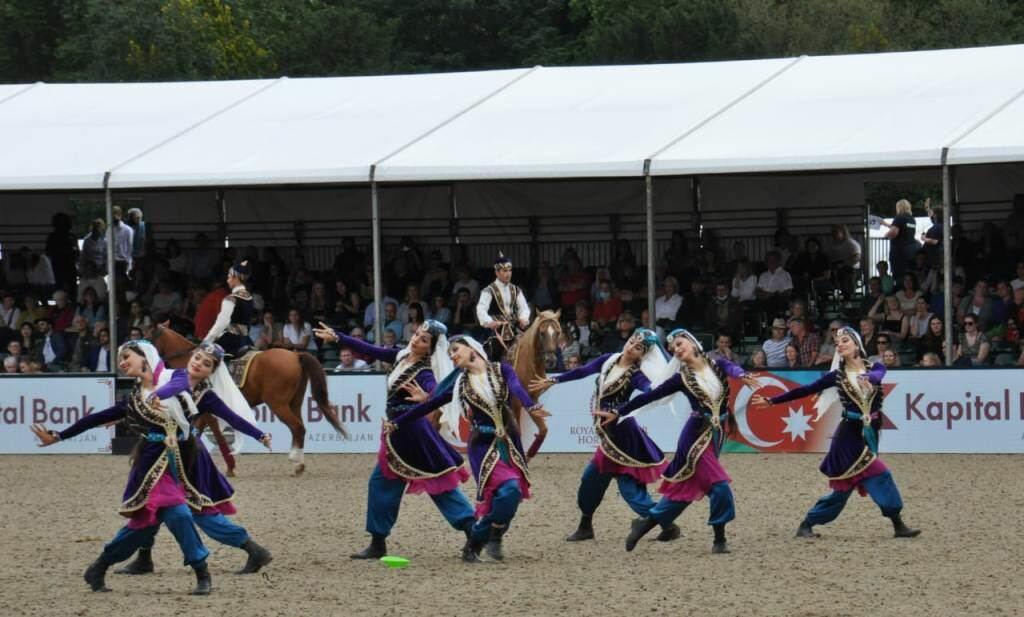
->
xmin=649 ymin=481 xmax=735 ymax=527
xmin=134 ymin=512 xmax=251 ymax=550
xmin=102 ymin=504 xmax=208 ymax=567
xmin=577 ymin=461 xmax=655 ymax=518
xmin=805 ymin=470 xmax=904 ymax=526
xmin=366 ymin=464 xmax=476 ymax=537
xmin=471 ymin=479 xmax=521 ymax=542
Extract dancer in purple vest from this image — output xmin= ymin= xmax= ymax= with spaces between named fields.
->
xmin=533 ymin=328 xmax=679 ymax=542
xmin=751 ymin=325 xmax=921 ymax=539
xmin=604 ymin=328 xmax=759 ymax=554
xmin=313 ymin=319 xmax=475 ymax=560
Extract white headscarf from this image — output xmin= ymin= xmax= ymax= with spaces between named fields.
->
xmin=448 ymin=335 xmax=489 ymax=435
xmin=396 ymin=322 xmax=460 ymax=443
xmin=120 ymin=340 xmax=192 ymax=435
xmin=813 ymin=325 xmax=865 ymax=421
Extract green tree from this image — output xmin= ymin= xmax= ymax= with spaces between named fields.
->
xmin=0 ymin=0 xmax=64 ymax=82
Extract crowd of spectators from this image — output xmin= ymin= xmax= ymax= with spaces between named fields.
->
xmin=2 ymin=199 xmax=1024 ymax=375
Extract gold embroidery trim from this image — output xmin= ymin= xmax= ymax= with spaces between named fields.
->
xmin=662 ymin=426 xmax=713 ymax=483
xmin=383 ymin=431 xmax=462 ymax=480
xmin=387 ymin=359 xmax=429 ymax=400
xmin=828 ymin=446 xmax=878 ymax=481
xmin=595 ymin=419 xmax=667 ymax=468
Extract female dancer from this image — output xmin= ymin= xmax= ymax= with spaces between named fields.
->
xmin=606 ymin=329 xmax=759 ymax=554
xmin=751 ymin=326 xmax=921 ymax=539
xmin=30 ymin=341 xmax=212 ymax=595
xmin=531 ymin=328 xmax=677 ymax=542
xmin=312 ymin=320 xmax=475 ymax=560
xmin=388 ymin=335 xmax=546 ymax=563
xmin=115 ymin=342 xmax=274 ymax=576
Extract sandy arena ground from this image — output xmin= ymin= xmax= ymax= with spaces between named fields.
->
xmin=1 ymin=452 xmax=1021 ymax=617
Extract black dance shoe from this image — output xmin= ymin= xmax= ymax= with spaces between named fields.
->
xmin=350 ymin=534 xmax=387 ymax=560
xmin=625 ymin=517 xmax=658 ymax=552
xmin=462 ymin=537 xmax=485 ymax=563
xmin=712 ymin=541 xmax=730 ymax=554
xmin=566 ymin=515 xmax=595 ymax=541
xmin=485 ymin=527 xmax=506 ymax=561
xmin=84 ymin=558 xmax=112 ymax=592
xmin=236 ymin=539 xmax=273 ymax=574
xmin=796 ymin=521 xmax=820 ymax=538
xmin=655 ymin=524 xmax=681 ymax=542
xmin=115 ymin=548 xmax=154 ymax=575
xmin=191 ymin=562 xmax=212 ymax=596
xmin=890 ymin=515 xmax=922 ymax=538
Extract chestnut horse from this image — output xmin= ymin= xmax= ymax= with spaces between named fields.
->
xmin=510 ymin=309 xmax=562 ymax=459
xmin=151 ymin=326 xmax=346 ymax=475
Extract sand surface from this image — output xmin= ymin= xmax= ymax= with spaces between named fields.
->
xmin=1 ymin=452 xmax=1020 ymax=617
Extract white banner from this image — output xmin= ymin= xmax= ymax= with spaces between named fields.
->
xmin=0 ymin=376 xmax=116 ymax=453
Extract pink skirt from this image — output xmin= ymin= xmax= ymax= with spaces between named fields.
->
xmin=377 ymin=441 xmax=470 ymax=496
xmin=593 ymin=448 xmax=667 ymax=485
xmin=201 ymin=502 xmax=237 ymax=517
xmin=658 ymin=449 xmax=731 ymax=503
xmin=828 ymin=458 xmax=889 ymax=494
xmin=126 ymin=473 xmax=187 ymax=529
xmin=475 ymin=459 xmax=531 ymax=518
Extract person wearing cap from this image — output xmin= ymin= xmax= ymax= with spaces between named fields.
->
xmin=532 ymin=329 xmax=678 ymax=543
xmin=761 ymin=317 xmax=791 ymax=368
xmin=603 ymin=329 xmax=760 ymax=555
xmin=202 ymin=261 xmax=254 ymax=358
xmin=476 ymin=252 xmax=531 ymax=360
xmin=386 ymin=334 xmax=548 ymax=563
xmin=752 ymin=325 xmax=920 ymax=540
xmin=30 ymin=341 xmax=213 ymax=595
xmin=113 ymin=342 xmax=274 ymax=577
xmin=313 ymin=319 xmax=475 ymax=561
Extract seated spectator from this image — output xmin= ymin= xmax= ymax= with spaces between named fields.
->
xmin=77 ymin=262 xmax=108 ymax=302
xmin=26 ymin=249 xmax=56 ymax=296
xmin=894 ymin=273 xmax=922 ymax=313
xmin=955 ymin=316 xmax=990 ymax=366
xmin=399 ymin=284 xmax=430 ymax=324
xmin=3 ymin=355 xmax=17 ymax=373
xmin=730 ymin=259 xmax=757 ymax=303
xmin=813 ymin=320 xmax=842 ymax=367
xmin=49 ymin=290 xmax=75 ymax=332
xmin=869 ymin=295 xmax=908 ymax=341
xmin=75 ymin=286 xmax=107 ymax=331
xmin=558 ymin=256 xmax=591 ymax=310
xmin=150 ymin=279 xmax=183 ymax=316
xmin=788 ymin=316 xmax=820 ymax=367
xmin=784 ymin=343 xmax=801 ymax=368
xmin=790 ymin=237 xmax=831 ymax=296
xmin=882 ymin=349 xmax=901 ymax=368
xmin=347 ymin=326 xmax=373 ymax=364
xmin=334 ymin=348 xmax=370 ymax=372
xmin=309 ymin=280 xmax=330 ymax=319
xmin=876 ymin=260 xmax=895 ymax=295
xmin=281 ymin=308 xmax=316 ymax=351
xmin=450 ymin=289 xmax=477 ymax=335
xmin=32 ymin=317 xmax=66 ymax=371
xmin=905 ymin=297 xmax=933 ymax=342
xmin=431 ymin=295 xmax=452 ymax=327
xmin=420 ymin=251 xmax=449 ymax=300
xmin=991 ymin=279 xmax=1014 ymax=326
xmin=859 ymin=318 xmax=880 ymax=358
xmin=918 ymin=316 xmax=945 ymax=362
xmin=381 ymin=329 xmax=399 ymax=356
xmin=762 ymin=318 xmax=791 ymax=368
xmin=592 ymin=280 xmax=623 ymax=327
xmin=84 ymin=328 xmax=111 ymax=372
xmin=128 ymin=326 xmax=144 ymax=341
xmin=558 ymin=328 xmax=581 ymax=365
xmin=679 ymin=278 xmax=710 ymax=326
xmin=707 ymin=333 xmax=740 ymax=364
xmin=705 ymin=281 xmax=742 ymax=338
xmin=531 ymin=263 xmax=559 ymax=311
xmin=919 ymin=352 xmax=941 ymax=367
xmin=4 ymin=339 xmax=23 ymax=360
xmin=654 ymin=276 xmax=682 ymax=329
xmin=957 ymin=280 xmax=995 ymax=331
xmin=564 ymin=354 xmax=582 ymax=370
xmin=570 ymin=301 xmax=601 ymax=359
xmin=66 ymin=315 xmax=94 ymax=371
xmin=370 ymin=301 xmax=403 ymax=344
xmin=330 ymin=280 xmax=361 ymax=325
xmin=600 ymin=312 xmax=638 ymax=354
xmin=787 ymin=299 xmax=815 ymax=330
xmin=824 ymin=224 xmax=861 ymax=299
xmin=860 ymin=277 xmax=884 ymax=316
xmin=756 ymin=251 xmax=793 ymax=315
xmin=362 ymin=287 xmax=399 ymax=330
xmin=1011 ymin=261 xmax=1024 ymax=292
xmin=20 ymin=357 xmax=42 ymax=374
xmin=747 ymin=349 xmax=768 ymax=369
xmin=17 ymin=322 xmax=36 ymax=354
xmin=450 ymin=268 xmax=480 ymax=304
xmin=402 ymin=303 xmax=426 ymax=344
xmin=872 ymin=334 xmax=893 ymax=364
xmin=250 ymin=309 xmax=281 ymax=351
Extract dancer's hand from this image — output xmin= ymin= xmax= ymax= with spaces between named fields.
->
xmin=382 ymin=419 xmax=398 ymax=435
xmin=30 ymin=423 xmax=60 ymax=447
xmin=749 ymin=394 xmax=771 ymax=408
xmin=528 ymin=407 xmax=551 ymax=419
xmin=402 ymin=381 xmax=429 ymax=403
xmin=857 ymin=374 xmax=874 ymax=389
xmin=313 ymin=322 xmax=339 ymax=343
xmin=530 ymin=377 xmax=554 ymax=395
xmin=740 ymin=374 xmax=761 ymax=390
xmin=592 ymin=409 xmax=617 ymax=426
xmin=259 ymin=433 xmax=272 ymax=450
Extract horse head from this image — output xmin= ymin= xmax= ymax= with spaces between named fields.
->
xmin=150 ymin=324 xmax=197 ymax=369
xmin=533 ymin=310 xmax=562 ymax=358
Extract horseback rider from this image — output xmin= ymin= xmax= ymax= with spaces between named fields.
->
xmin=202 ymin=261 xmax=254 ymax=359
xmin=475 ymin=252 xmax=531 ymax=361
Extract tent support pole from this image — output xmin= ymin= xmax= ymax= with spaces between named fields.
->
xmin=370 ymin=166 xmax=384 ymax=348
xmin=644 ymin=160 xmax=656 ymax=330
xmin=216 ymin=190 xmax=228 ymax=247
xmin=941 ymin=151 xmax=954 ymax=367
xmin=102 ymin=173 xmax=117 ymax=372
xmin=691 ymin=177 xmax=702 ymax=247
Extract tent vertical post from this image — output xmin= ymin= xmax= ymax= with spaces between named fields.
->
xmin=941 ymin=151 xmax=954 ymax=366
xmin=448 ymin=184 xmax=459 ymax=259
xmin=644 ymin=160 xmax=655 ymax=330
xmin=691 ymin=177 xmax=702 ymax=247
xmin=102 ymin=173 xmax=117 ymax=371
xmin=370 ymin=166 xmax=384 ymax=348
xmin=216 ymin=189 xmax=228 ymax=247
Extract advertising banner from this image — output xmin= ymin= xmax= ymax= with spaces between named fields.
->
xmin=0 ymin=376 xmax=116 ymax=453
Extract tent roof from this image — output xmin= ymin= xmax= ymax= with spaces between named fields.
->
xmin=0 ymin=45 xmax=1023 ymax=191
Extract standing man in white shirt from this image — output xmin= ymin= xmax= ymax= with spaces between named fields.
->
xmin=110 ymin=206 xmax=134 ymax=305
xmin=756 ymin=250 xmax=793 ymax=316
xmin=476 ymin=252 xmax=531 ymax=360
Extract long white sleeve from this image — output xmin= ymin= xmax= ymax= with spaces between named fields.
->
xmin=515 ymin=288 xmax=530 ymax=323
xmin=204 ymin=296 xmax=235 ymax=344
xmin=476 ymin=287 xmax=494 ymax=326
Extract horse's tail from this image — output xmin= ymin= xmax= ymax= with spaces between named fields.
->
xmin=297 ymin=352 xmax=349 ymax=439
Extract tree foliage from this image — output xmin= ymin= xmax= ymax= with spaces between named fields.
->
xmin=0 ymin=0 xmax=1022 ymax=82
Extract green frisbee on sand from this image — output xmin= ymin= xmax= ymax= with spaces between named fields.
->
xmin=380 ymin=556 xmax=410 ymax=569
